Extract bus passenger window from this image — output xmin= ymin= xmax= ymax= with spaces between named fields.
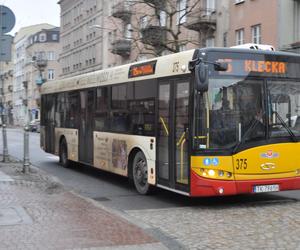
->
xmin=111 ymin=84 xmax=132 ymax=133
xmin=95 ymin=87 xmax=109 ymax=131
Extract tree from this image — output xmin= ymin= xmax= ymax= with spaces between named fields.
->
xmin=111 ymin=0 xmax=204 ymax=59
xmin=132 ymin=0 xmax=203 ymax=56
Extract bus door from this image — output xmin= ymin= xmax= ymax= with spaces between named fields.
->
xmin=44 ymin=95 xmax=55 ymax=153
xmin=79 ymin=90 xmax=94 ymax=164
xmin=157 ymin=79 xmax=190 ymax=192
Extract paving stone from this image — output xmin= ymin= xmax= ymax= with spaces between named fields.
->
xmin=0 ymin=164 xmax=162 ymax=250
xmin=127 ymin=200 xmax=300 ymax=250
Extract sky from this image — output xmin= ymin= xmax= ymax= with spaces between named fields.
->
xmin=1 ymin=0 xmax=60 ymax=35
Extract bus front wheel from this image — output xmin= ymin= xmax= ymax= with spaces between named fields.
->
xmin=59 ymin=139 xmax=70 ymax=168
xmin=132 ymin=151 xmax=151 ymax=195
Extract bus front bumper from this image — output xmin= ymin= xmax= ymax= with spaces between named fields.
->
xmin=190 ymin=171 xmax=300 ymax=197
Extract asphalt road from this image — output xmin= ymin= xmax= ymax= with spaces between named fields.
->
xmin=1 ymin=128 xmax=299 ymax=212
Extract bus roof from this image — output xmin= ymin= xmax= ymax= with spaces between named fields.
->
xmin=41 ymin=49 xmax=195 ymax=94
xmin=41 ymin=47 xmax=300 ymax=95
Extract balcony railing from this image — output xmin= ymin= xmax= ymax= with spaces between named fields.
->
xmin=185 ymin=9 xmax=217 ymax=32
xmin=112 ymin=2 xmax=132 ymax=22
xmin=111 ymin=39 xmax=131 ymax=57
xmin=143 ymin=0 xmax=165 ymax=8
xmin=140 ymin=25 xmax=167 ymax=47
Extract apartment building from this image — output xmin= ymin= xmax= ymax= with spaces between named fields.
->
xmin=59 ymin=0 xmax=103 ymax=78
xmin=58 ymin=0 xmax=229 ymax=78
xmin=13 ymin=24 xmax=58 ymax=125
xmin=24 ymin=27 xmax=60 ymax=121
xmin=0 ymin=60 xmax=14 ymax=125
xmin=228 ymin=0 xmax=300 ymax=52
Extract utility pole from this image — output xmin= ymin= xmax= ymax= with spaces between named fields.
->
xmin=0 ymin=74 xmax=9 ymax=162
xmin=22 ymin=80 xmax=30 ymax=173
xmin=23 ymin=124 xmax=30 ymax=173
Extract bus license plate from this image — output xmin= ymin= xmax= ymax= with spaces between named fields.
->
xmin=253 ymin=184 xmax=279 ymax=193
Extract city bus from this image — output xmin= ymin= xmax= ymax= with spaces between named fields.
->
xmin=40 ymin=47 xmax=300 ymax=196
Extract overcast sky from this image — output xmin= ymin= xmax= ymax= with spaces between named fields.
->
xmin=1 ymin=0 xmax=60 ymax=35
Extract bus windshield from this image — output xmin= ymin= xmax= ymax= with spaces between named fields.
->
xmin=194 ymin=77 xmax=300 ymax=151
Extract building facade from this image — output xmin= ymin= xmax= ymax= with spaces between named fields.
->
xmin=228 ymin=0 xmax=300 ymax=52
xmin=25 ymin=27 xmax=60 ymax=121
xmin=13 ymin=24 xmax=59 ymax=125
xmin=58 ymin=0 xmax=300 ymax=79
xmin=58 ymin=0 xmax=229 ymax=78
xmin=0 ymin=60 xmax=14 ymax=125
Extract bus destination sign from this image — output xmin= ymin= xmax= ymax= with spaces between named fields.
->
xmin=129 ymin=60 xmax=157 ymax=78
xmin=217 ymin=59 xmax=287 ymax=76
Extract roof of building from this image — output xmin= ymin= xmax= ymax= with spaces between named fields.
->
xmin=14 ymin=23 xmax=56 ymax=43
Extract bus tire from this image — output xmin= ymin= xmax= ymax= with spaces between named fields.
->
xmin=59 ymin=139 xmax=70 ymax=168
xmin=132 ymin=151 xmax=151 ymax=195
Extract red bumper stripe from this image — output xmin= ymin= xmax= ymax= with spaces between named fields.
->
xmin=190 ymin=170 xmax=300 ymax=197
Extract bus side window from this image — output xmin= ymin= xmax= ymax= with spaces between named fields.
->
xmin=111 ymin=84 xmax=133 ymax=133
xmin=95 ymin=87 xmax=109 ymax=131
xmin=129 ymin=80 xmax=156 ymax=136
xmin=66 ymin=92 xmax=80 ymax=129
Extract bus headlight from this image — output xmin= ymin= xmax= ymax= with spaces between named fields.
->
xmin=208 ymin=169 xmax=215 ymax=177
xmin=196 ymin=168 xmax=233 ymax=180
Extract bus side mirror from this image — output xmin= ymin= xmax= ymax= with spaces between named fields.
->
xmin=195 ymin=62 xmax=209 ymax=92
xmin=214 ymin=62 xmax=228 ymax=71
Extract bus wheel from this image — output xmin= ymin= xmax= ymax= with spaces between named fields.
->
xmin=132 ymin=151 xmax=150 ymax=195
xmin=59 ymin=139 xmax=70 ymax=168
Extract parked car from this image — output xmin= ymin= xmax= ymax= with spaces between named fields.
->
xmin=29 ymin=119 xmax=40 ymax=132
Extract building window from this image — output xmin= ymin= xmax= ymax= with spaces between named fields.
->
xmin=52 ymin=33 xmax=58 ymax=40
xmin=47 ymin=51 xmax=55 ymax=60
xmin=179 ymin=44 xmax=186 ymax=51
xmin=235 ymin=28 xmax=244 ymax=45
xmin=140 ymin=16 xmax=148 ymax=29
xmin=160 ymin=11 xmax=167 ymax=26
xmin=177 ymin=0 xmax=187 ymax=25
xmin=223 ymin=32 xmax=228 ymax=47
xmin=206 ymin=37 xmax=215 ymax=47
xmin=48 ymin=69 xmax=55 ymax=80
xmin=39 ymin=33 xmax=47 ymax=42
xmin=252 ymin=24 xmax=261 ymax=44
xmin=206 ymin=0 xmax=216 ymax=15
xmin=125 ymin=23 xmax=132 ymax=39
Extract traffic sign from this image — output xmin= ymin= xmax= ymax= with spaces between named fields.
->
xmin=0 ymin=5 xmax=15 ymax=34
xmin=0 ymin=34 xmax=13 ymax=61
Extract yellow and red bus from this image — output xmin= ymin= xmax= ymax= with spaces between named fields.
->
xmin=41 ymin=47 xmax=300 ymax=196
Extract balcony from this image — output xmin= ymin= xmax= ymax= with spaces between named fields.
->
xmin=140 ymin=26 xmax=166 ymax=47
xmin=112 ymin=2 xmax=131 ymax=22
xmin=111 ymin=39 xmax=131 ymax=57
xmin=185 ymin=9 xmax=216 ymax=32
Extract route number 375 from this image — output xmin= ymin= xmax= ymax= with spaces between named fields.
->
xmin=236 ymin=158 xmax=248 ymax=170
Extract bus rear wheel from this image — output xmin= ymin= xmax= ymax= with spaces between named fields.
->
xmin=132 ymin=151 xmax=151 ymax=195
xmin=59 ymin=139 xmax=70 ymax=168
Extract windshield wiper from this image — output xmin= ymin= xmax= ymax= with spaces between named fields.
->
xmin=272 ymin=111 xmax=298 ymax=142
xmin=232 ymin=118 xmax=262 ymax=154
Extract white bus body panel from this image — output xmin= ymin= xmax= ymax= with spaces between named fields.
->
xmin=55 ymin=128 xmax=79 ymax=162
xmin=94 ymin=132 xmax=156 ymax=185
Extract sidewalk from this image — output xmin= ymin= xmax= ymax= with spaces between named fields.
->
xmin=0 ymin=159 xmax=168 ymax=250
